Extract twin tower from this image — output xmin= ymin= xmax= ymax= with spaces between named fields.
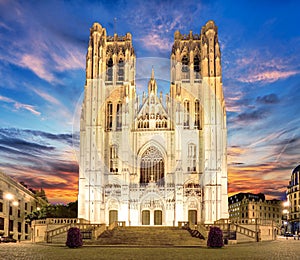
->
xmin=78 ymin=20 xmax=228 ymax=226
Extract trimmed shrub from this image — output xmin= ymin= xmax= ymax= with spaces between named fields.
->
xmin=207 ymin=226 xmax=224 ymax=248
xmin=66 ymin=227 xmax=83 ymax=248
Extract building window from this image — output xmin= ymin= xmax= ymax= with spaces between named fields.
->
xmin=117 ymin=58 xmax=124 ymax=82
xmin=9 ymin=220 xmax=13 ymax=232
xmin=18 ymin=222 xmax=21 ymax=233
xmin=106 ymin=102 xmax=113 ymax=131
xmin=137 ymin=114 xmax=149 ymax=129
xmin=18 ymin=209 xmax=20 ymax=218
xmin=194 ymin=55 xmax=201 ymax=79
xmin=187 ymin=143 xmax=196 ymax=172
xmin=106 ymin=57 xmax=113 ymax=81
xmin=116 ymin=102 xmax=122 ymax=130
xmin=140 ymin=146 xmax=164 ymax=186
xmin=194 ymin=100 xmax=201 ymax=129
xmin=109 ymin=145 xmax=118 ymax=173
xmin=183 ymin=100 xmax=190 ymax=128
xmin=0 ymin=202 xmax=2 ymax=212
xmin=181 ymin=55 xmax=189 ymax=80
xmin=25 ymin=203 xmax=28 ymax=211
xmin=9 ymin=206 xmax=12 ymax=215
xmin=25 ymin=224 xmax=28 ymax=234
xmin=0 ymin=218 xmax=4 ymax=230
xmin=0 ymin=190 xmax=3 ymax=199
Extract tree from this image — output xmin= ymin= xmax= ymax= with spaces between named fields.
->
xmin=207 ymin=226 xmax=224 ymax=248
xmin=25 ymin=201 xmax=78 ymax=225
xmin=66 ymin=227 xmax=83 ymax=248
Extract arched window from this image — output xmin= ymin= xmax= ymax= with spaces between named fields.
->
xmin=194 ymin=55 xmax=201 ymax=79
xmin=106 ymin=57 xmax=113 ymax=81
xmin=140 ymin=146 xmax=164 ymax=186
xmin=106 ymin=102 xmax=113 ymax=131
xmin=187 ymin=144 xmax=196 ymax=172
xmin=116 ymin=102 xmax=122 ymax=130
xmin=109 ymin=145 xmax=118 ymax=173
xmin=117 ymin=58 xmax=124 ymax=82
xmin=183 ymin=100 xmax=190 ymax=128
xmin=194 ymin=100 xmax=201 ymax=129
xmin=181 ymin=55 xmax=189 ymax=80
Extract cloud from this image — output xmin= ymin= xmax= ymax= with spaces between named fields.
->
xmin=235 ymin=108 xmax=268 ymax=123
xmin=31 ymin=88 xmax=61 ymax=106
xmin=20 ymin=54 xmax=55 ymax=83
xmin=240 ymin=70 xmax=299 ymax=84
xmin=0 ymin=128 xmax=79 ymax=203
xmin=0 ymin=95 xmax=41 ymax=116
xmin=256 ymin=93 xmax=279 ymax=104
xmin=0 ymin=1 xmax=85 ymax=84
xmin=139 ymin=33 xmax=172 ymax=52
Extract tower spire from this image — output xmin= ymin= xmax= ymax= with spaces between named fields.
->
xmin=114 ymin=17 xmax=117 ymax=35
xmin=151 ymin=66 xmax=154 ymax=79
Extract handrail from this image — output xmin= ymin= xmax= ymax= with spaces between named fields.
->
xmin=45 ymin=223 xmax=103 ymax=243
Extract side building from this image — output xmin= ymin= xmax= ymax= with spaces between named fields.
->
xmin=228 ymin=192 xmax=282 ymax=227
xmin=286 ymin=164 xmax=300 ymax=233
xmin=0 ymin=171 xmax=47 ymax=241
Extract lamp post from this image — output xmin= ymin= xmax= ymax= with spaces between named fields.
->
xmin=283 ymin=200 xmax=290 ymax=237
xmin=4 ymin=193 xmax=19 ymax=239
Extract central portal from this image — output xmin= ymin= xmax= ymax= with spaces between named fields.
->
xmin=141 ymin=210 xmax=163 ymax=225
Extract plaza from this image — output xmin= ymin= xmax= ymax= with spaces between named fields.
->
xmin=1 ymin=240 xmax=300 ymax=260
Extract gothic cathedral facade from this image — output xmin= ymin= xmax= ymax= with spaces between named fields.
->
xmin=78 ymin=21 xmax=228 ymax=226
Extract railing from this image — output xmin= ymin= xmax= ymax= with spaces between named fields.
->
xmin=33 ymin=218 xmax=89 ymax=225
xmin=93 ymin=224 xmax=107 ymax=239
xmin=108 ymin=221 xmax=126 ymax=230
xmin=196 ymin=224 xmax=209 ymax=239
xmin=214 ymin=221 xmax=258 ymax=240
xmin=46 ymin=223 xmax=103 ymax=243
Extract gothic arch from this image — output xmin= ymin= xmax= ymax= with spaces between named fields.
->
xmin=139 ymin=146 xmax=164 ymax=186
xmin=137 ymin=140 xmax=166 ymax=159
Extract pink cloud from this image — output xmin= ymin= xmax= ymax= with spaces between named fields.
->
xmin=240 ymin=70 xmax=299 ymax=83
xmin=139 ymin=33 xmax=172 ymax=51
xmin=0 ymin=95 xmax=41 ymax=116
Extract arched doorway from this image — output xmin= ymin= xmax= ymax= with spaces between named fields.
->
xmin=154 ymin=210 xmax=162 ymax=225
xmin=188 ymin=210 xmax=197 ymax=225
xmin=142 ymin=210 xmax=150 ymax=225
xmin=140 ymin=146 xmax=164 ymax=186
xmin=109 ymin=210 xmax=118 ymax=225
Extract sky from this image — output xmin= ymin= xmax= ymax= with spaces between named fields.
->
xmin=0 ymin=0 xmax=300 ymax=204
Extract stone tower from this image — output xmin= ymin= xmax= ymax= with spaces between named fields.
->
xmin=78 ymin=21 xmax=228 ymax=225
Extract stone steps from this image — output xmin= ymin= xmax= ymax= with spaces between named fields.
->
xmin=85 ymin=226 xmax=205 ymax=246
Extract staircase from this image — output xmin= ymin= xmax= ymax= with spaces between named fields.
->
xmin=85 ymin=226 xmax=205 ymax=246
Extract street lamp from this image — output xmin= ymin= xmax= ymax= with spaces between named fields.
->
xmin=283 ymin=200 xmax=290 ymax=236
xmin=5 ymin=193 xmax=14 ymax=201
xmin=4 ymin=193 xmax=19 ymax=238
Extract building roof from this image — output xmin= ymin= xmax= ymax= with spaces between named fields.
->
xmin=228 ymin=192 xmax=265 ymax=205
xmin=292 ymin=164 xmax=300 ymax=174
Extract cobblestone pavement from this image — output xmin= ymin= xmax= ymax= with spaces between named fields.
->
xmin=0 ymin=240 xmax=300 ymax=260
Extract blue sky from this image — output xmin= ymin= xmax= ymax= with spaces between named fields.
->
xmin=0 ymin=0 xmax=299 ymax=203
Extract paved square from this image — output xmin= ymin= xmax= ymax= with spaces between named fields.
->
xmin=1 ymin=240 xmax=300 ymax=259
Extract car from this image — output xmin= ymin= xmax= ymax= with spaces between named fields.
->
xmin=0 ymin=236 xmax=17 ymax=243
xmin=284 ymin=233 xmax=294 ymax=237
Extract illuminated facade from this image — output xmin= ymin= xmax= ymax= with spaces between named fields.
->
xmin=0 ymin=171 xmax=46 ymax=240
xmin=78 ymin=21 xmax=228 ymax=225
xmin=228 ymin=193 xmax=282 ymax=227
xmin=287 ymin=164 xmax=300 ymax=233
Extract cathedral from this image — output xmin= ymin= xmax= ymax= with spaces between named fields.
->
xmin=78 ymin=20 xmax=228 ymax=226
